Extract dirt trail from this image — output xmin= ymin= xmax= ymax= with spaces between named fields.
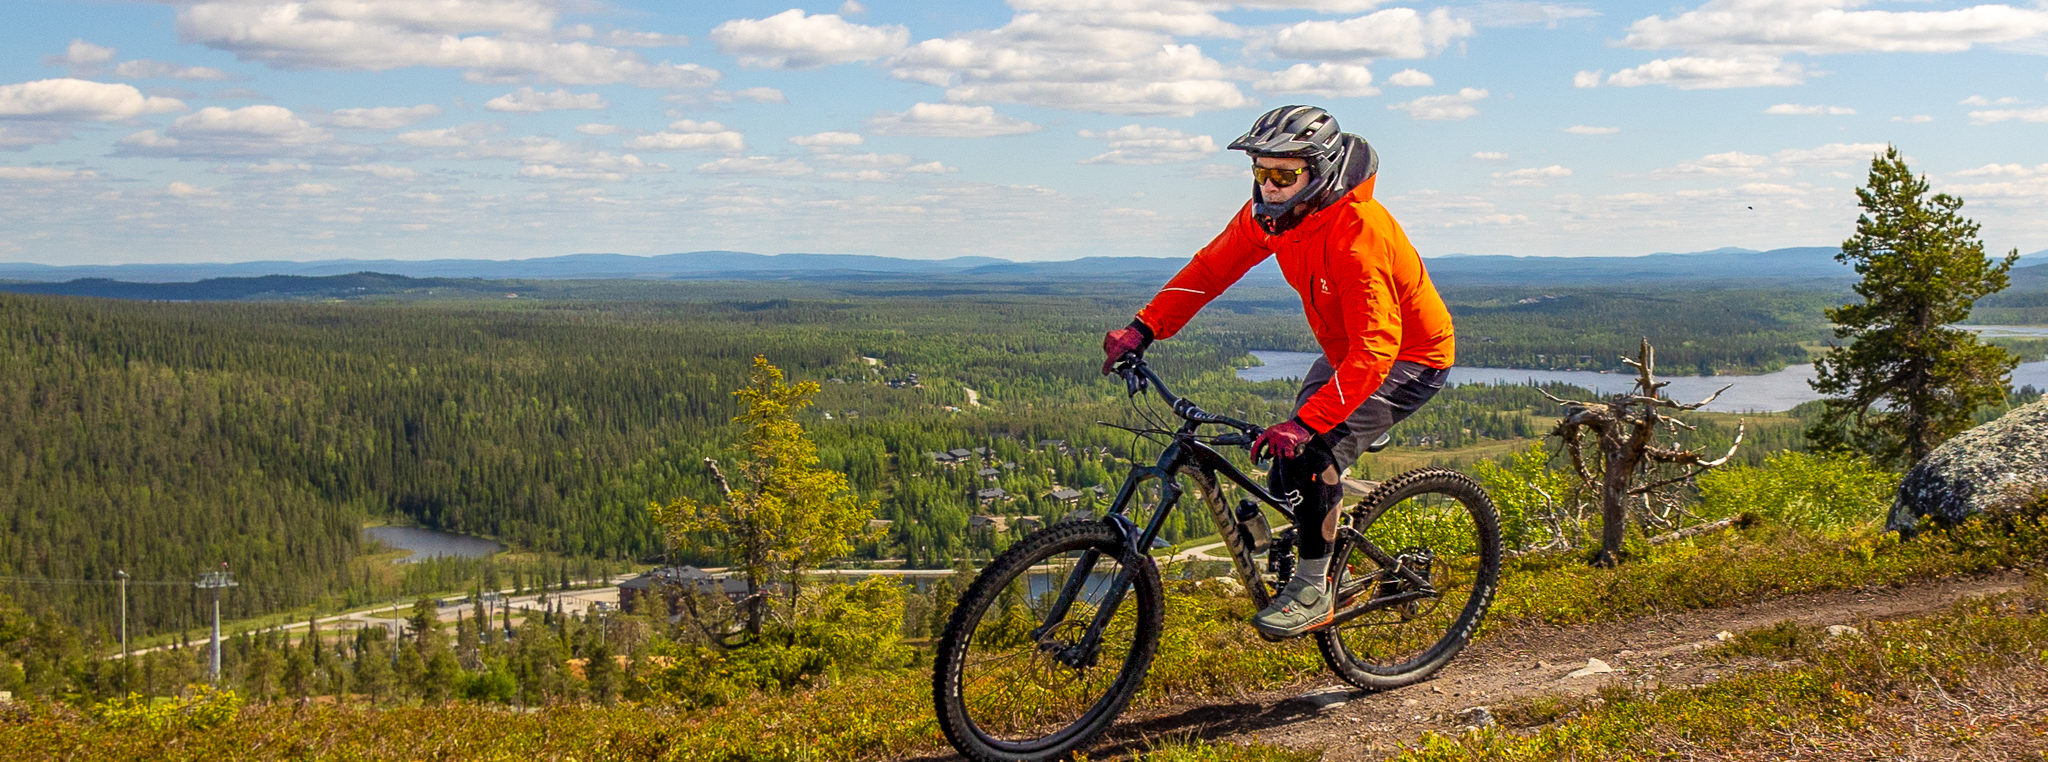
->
xmin=908 ymin=570 xmax=2032 ymax=761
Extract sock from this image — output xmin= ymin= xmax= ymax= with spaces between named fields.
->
xmin=1294 ymin=555 xmax=1330 ymax=587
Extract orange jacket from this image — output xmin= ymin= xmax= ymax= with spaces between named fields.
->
xmin=1136 ymin=176 xmax=1454 ymax=433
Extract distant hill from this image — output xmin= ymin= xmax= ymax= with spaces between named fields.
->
xmin=0 ymin=251 xmax=1010 ymax=284
xmin=3 ymin=246 xmax=2041 ymax=293
xmin=0 ymin=271 xmax=505 ymax=301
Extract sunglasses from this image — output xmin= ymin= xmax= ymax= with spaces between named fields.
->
xmin=1252 ymin=165 xmax=1308 ymax=186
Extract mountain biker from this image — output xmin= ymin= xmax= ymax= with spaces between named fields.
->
xmin=1101 ymin=104 xmax=1455 ymax=639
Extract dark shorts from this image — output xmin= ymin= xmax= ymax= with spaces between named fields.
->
xmin=1293 ymin=358 xmax=1450 ymax=472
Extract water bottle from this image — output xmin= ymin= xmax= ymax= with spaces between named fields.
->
xmin=1235 ymin=499 xmax=1271 ymax=553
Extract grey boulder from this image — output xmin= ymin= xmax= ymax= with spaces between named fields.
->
xmin=1889 ymin=397 xmax=2048 ymax=536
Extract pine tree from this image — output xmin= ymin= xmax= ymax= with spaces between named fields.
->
xmin=650 ymin=356 xmax=878 ymax=635
xmin=1809 ymin=146 xmax=2020 ymax=466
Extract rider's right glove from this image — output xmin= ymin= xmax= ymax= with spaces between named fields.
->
xmin=1250 ymin=418 xmax=1315 ymax=462
xmin=1100 ymin=318 xmax=1155 ymax=375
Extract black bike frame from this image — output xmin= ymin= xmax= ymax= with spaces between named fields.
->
xmin=1029 ymin=360 xmax=1294 ymax=652
xmin=1029 ymin=359 xmax=1436 ymax=653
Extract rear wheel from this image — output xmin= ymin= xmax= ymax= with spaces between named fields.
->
xmin=932 ymin=521 xmax=1164 ymax=762
xmin=1315 ymin=467 xmax=1501 ymax=691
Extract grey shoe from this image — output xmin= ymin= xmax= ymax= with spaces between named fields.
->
xmin=1253 ymin=574 xmax=1334 ymax=638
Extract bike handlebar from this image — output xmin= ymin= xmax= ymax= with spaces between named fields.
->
xmin=1112 ymin=353 xmax=1264 ymax=439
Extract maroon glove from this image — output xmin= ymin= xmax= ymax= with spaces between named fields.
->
xmin=1250 ymin=418 xmax=1315 ymax=461
xmin=1100 ymin=319 xmax=1154 ymax=374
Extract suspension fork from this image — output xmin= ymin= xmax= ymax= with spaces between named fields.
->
xmin=1034 ymin=449 xmax=1184 ymax=655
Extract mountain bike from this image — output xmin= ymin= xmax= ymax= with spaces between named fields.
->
xmin=931 ymin=356 xmax=1502 ymax=762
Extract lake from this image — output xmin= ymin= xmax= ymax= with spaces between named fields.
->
xmin=363 ymin=526 xmax=504 ymax=563
xmin=1241 ymin=348 xmax=2048 ymax=414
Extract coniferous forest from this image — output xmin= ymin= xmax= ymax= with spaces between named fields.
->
xmin=0 ymin=276 xmax=2003 ymax=637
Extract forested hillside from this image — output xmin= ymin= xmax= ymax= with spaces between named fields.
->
xmin=0 ymin=279 xmax=1854 ymax=634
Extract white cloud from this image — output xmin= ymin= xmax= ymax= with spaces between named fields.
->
xmin=575 ymin=123 xmax=621 ymax=136
xmin=326 ymin=104 xmax=440 ymax=129
xmin=512 ymin=151 xmax=669 ymax=182
xmin=624 ymin=119 xmax=745 ymax=152
xmin=790 ymin=131 xmax=864 ymax=147
xmin=1564 ymin=125 xmax=1619 ymax=135
xmin=166 ymin=181 xmax=217 ymax=197
xmin=709 ymin=10 xmax=909 ymax=69
xmin=1265 ymin=9 xmax=1474 ymax=61
xmin=1891 ymin=114 xmax=1933 ymax=123
xmin=242 ymin=160 xmax=309 ymax=173
xmin=0 ymin=78 xmax=186 ymax=121
xmin=709 ymin=87 xmax=787 ymax=103
xmin=840 ymin=1 xmax=868 ymax=15
xmin=1772 ymin=142 xmax=1887 ymax=165
xmin=1654 ymin=150 xmax=1772 ymax=177
xmin=344 ymin=163 xmax=420 ymax=180
xmin=868 ymin=103 xmax=1041 ymax=137
xmin=1622 ymin=0 xmax=2048 ymax=56
xmin=1969 ymin=107 xmax=2048 ymax=124
xmin=465 ymin=136 xmax=669 ymax=180
xmin=0 ymin=124 xmax=72 ymax=149
xmin=1764 ymin=103 xmax=1855 ymax=116
xmin=0 ymin=166 xmax=95 ymax=182
xmin=1493 ymin=165 xmax=1571 ymax=186
xmin=1256 ymin=63 xmax=1378 ymax=97
xmin=890 ymin=20 xmax=1248 ymax=116
xmin=905 ymin=161 xmax=954 ymax=174
xmin=1471 ymin=151 xmax=1507 ymax=160
xmin=172 ymin=105 xmax=329 ymax=144
xmin=1954 ymin=163 xmax=2048 ymax=178
xmin=51 ymin=39 xmax=116 ymax=67
xmin=119 ymin=104 xmax=334 ymax=158
xmin=1389 ymin=87 xmax=1487 ymax=121
xmin=485 ymin=87 xmax=607 ymax=113
xmin=1961 ymin=95 xmax=2023 ymax=107
xmin=695 ymin=156 xmax=813 ymax=176
xmin=113 ymin=60 xmax=234 ymax=81
xmin=176 ymin=1 xmax=720 ymax=89
xmin=1603 ymin=56 xmax=1805 ymax=89
xmin=1003 ymin=0 xmax=1239 ymax=36
xmin=289 ymin=182 xmax=337 ymax=195
xmin=606 ymin=30 xmax=689 ymax=48
xmin=1077 ymin=125 xmax=1220 ymax=165
xmin=1572 ymin=69 xmax=1602 ymax=88
xmin=1387 ymin=68 xmax=1433 ymax=87
xmin=394 ymin=127 xmax=472 ymax=147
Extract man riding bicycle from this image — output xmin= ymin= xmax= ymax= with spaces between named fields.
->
xmin=1102 ymin=104 xmax=1455 ymax=639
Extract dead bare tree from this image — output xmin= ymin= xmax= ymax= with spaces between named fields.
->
xmin=1543 ymin=338 xmax=1745 ymax=566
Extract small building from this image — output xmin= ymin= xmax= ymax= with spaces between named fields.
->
xmin=969 ymin=514 xmax=1010 ymax=532
xmin=975 ymin=487 xmax=1009 ymax=504
xmin=866 ymin=518 xmax=894 ymax=532
xmin=1048 ymin=488 xmax=1083 ymax=503
xmin=1037 ymin=439 xmax=1069 ymax=452
xmin=977 ymin=467 xmax=1000 ymax=480
xmin=948 ymin=448 xmax=973 ymax=461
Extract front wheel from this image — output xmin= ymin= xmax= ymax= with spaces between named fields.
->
xmin=932 ymin=521 xmax=1165 ymax=762
xmin=1315 ymin=467 xmax=1501 ymax=691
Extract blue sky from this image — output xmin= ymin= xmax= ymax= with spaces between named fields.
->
xmin=2 ymin=0 xmax=2045 ymax=265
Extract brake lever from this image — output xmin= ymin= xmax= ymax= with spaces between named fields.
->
xmin=1116 ymin=353 xmax=1147 ymax=397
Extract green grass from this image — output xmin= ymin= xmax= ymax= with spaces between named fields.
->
xmin=11 ymin=515 xmax=2048 ymax=761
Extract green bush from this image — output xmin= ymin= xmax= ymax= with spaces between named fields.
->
xmin=631 ymin=577 xmax=913 ymax=708
xmin=1696 ymin=451 xmax=1897 ymax=535
xmin=88 ymin=684 xmax=243 ymax=731
xmin=1471 ymin=441 xmax=1584 ymax=551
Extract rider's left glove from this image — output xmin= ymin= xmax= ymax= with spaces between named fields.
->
xmin=1100 ymin=319 xmax=1155 ymax=375
xmin=1250 ymin=418 xmax=1316 ymax=461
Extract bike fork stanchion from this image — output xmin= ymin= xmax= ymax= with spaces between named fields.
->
xmin=1031 ymin=547 xmax=1101 ymax=641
